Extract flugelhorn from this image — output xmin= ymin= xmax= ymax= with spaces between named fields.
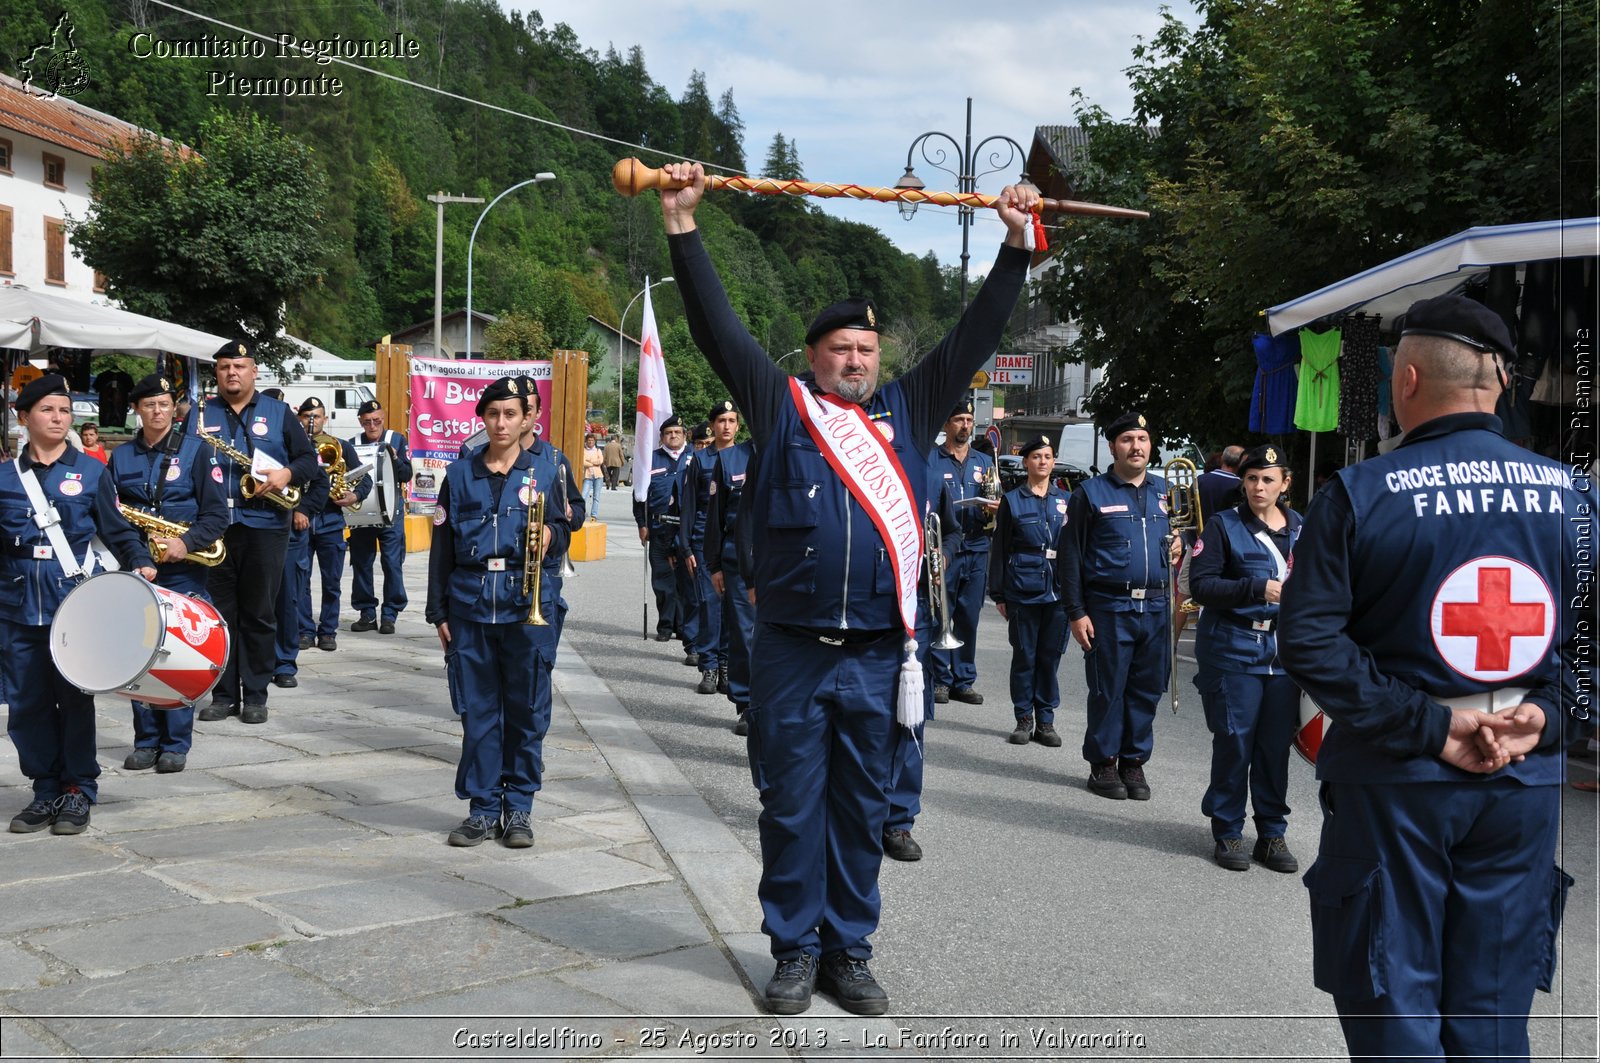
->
xmin=194 ymin=397 xmax=301 ymax=511
xmin=523 ymin=489 xmax=550 ymax=627
xmin=117 ymin=504 xmax=226 ymax=567
xmin=1163 ymin=457 xmax=1202 ymax=715
xmin=925 ymin=511 xmax=962 ymax=651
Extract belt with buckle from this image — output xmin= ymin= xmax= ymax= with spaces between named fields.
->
xmin=6 ymin=543 xmax=52 ymax=560
xmin=1249 ymin=618 xmax=1276 ymax=632
xmin=1436 ymin=687 xmax=1530 ymax=713
xmin=769 ymin=623 xmax=897 ymax=647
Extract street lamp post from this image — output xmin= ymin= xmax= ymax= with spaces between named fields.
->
xmin=427 ymin=192 xmax=485 ymax=358
xmin=894 ymin=97 xmax=1029 ymax=309
xmin=465 ymin=173 xmax=557 ymax=360
xmin=618 ymin=276 xmax=675 ymax=430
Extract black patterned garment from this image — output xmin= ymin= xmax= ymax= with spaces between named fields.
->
xmin=1337 ymin=315 xmax=1381 ymax=442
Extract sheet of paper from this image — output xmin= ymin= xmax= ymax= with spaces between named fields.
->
xmin=251 ymin=450 xmax=285 ymax=479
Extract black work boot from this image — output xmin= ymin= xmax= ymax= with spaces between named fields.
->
xmin=1118 ymin=760 xmax=1151 ymax=800
xmin=818 ymin=953 xmax=889 ymax=1016
xmin=763 ymin=953 xmax=818 ymax=1015
xmin=716 ymin=665 xmax=729 ymax=695
xmin=696 ymin=670 xmax=717 ymax=695
xmin=1214 ymin=836 xmax=1250 ymax=871
xmin=1031 ymin=722 xmax=1063 ymax=747
xmin=1087 ymin=760 xmax=1127 ymax=799
xmin=1253 ymin=836 xmax=1299 ymax=873
xmin=882 ymin=828 xmax=923 ymax=862
xmin=1008 ymin=715 xmax=1034 ymax=745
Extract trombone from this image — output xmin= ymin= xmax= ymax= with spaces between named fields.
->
xmin=1163 ymin=457 xmax=1203 ymax=713
xmin=522 ymin=489 xmax=550 ymax=626
xmin=925 ymin=511 xmax=962 ymax=651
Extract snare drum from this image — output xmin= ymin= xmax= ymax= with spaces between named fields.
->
xmin=1294 ymin=693 xmax=1328 ymax=765
xmin=49 ymin=571 xmax=230 ymax=708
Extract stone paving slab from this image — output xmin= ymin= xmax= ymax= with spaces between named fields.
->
xmin=546 ymin=807 xmax=655 ymax=845
xmin=0 ymin=940 xmax=49 ymax=991
xmin=24 ymin=901 xmax=286 ymax=978
xmin=324 ymin=794 xmax=465 ymax=837
xmin=255 ymin=871 xmax=515 ymax=935
xmin=205 ymin=748 xmax=447 ymax=789
xmin=633 ymin=793 xmax=752 ymax=854
xmin=674 ymin=851 xmax=766 ymax=936
xmin=87 ymin=784 xmax=339 ymax=832
xmin=148 ymin=835 xmax=462 ymax=901
xmin=266 ymin=914 xmax=585 ymax=1006
xmin=496 ymin=881 xmax=713 ymax=961
xmin=555 ymin=943 xmax=761 ymax=1018
xmin=107 ymin=811 xmax=382 ymax=862
xmin=454 ymin=848 xmax=673 ymax=904
xmin=92 ymin=768 xmax=249 ymax=800
xmin=3 ymin=953 xmax=356 ymax=1058
xmin=0 ymin=870 xmax=197 ymax=937
xmin=0 ymin=834 xmax=138 ymax=886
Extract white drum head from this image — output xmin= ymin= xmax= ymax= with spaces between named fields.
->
xmin=50 ymin=572 xmax=162 ymax=693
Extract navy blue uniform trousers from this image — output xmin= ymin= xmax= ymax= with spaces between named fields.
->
xmin=721 ymin=566 xmax=757 ymax=713
xmin=3 ymin=623 xmax=99 ymax=802
xmin=1194 ymin=666 xmax=1296 ymax=840
xmin=274 ymin=524 xmax=312 ymax=677
xmin=131 ymin=564 xmax=207 ymax=755
xmin=1007 ymin=602 xmax=1067 ymax=723
xmin=1306 ymin=780 xmax=1566 ymax=1063
xmin=448 ymin=619 xmax=551 ymax=818
xmin=688 ymin=558 xmax=722 ymax=668
xmin=747 ymin=625 xmax=899 ymax=960
xmin=349 ymin=521 xmax=408 ymax=622
xmin=647 ymin=532 xmax=681 ymax=637
xmin=297 ymin=520 xmax=347 ymax=639
xmin=1081 ymin=599 xmax=1169 ymax=764
xmin=930 ymin=551 xmax=987 ymax=690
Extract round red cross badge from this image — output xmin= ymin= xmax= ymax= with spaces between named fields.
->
xmin=1430 ymin=555 xmax=1554 ymax=682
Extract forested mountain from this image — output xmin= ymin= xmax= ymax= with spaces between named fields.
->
xmin=5 ymin=0 xmax=960 ymax=411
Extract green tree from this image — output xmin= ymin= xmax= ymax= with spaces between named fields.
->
xmin=1042 ymin=0 xmax=1595 ymax=451
xmin=484 ymin=311 xmax=553 ymax=361
xmin=67 ymin=109 xmax=334 ymax=368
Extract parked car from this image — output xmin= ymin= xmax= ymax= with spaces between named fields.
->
xmin=70 ymin=393 xmax=99 ymax=426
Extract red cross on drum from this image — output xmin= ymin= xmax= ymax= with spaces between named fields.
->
xmin=1430 ymin=555 xmax=1554 ymax=683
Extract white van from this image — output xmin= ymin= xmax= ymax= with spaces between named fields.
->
xmin=258 ymin=359 xmax=377 ymax=437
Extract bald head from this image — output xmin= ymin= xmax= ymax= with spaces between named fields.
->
xmin=1392 ymin=334 xmax=1506 ymax=430
xmin=1219 ymin=445 xmax=1245 ymax=471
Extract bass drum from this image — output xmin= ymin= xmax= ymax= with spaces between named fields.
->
xmin=346 ymin=441 xmax=398 ymax=529
xmin=49 ymin=571 xmax=230 ymax=708
xmin=1295 ymin=693 xmax=1329 ymax=765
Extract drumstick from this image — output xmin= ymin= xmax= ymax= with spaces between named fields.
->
xmin=611 ymin=158 xmax=1150 ymax=220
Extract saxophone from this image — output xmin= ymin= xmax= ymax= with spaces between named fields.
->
xmin=194 ymin=397 xmax=301 ymax=510
xmin=117 ymin=504 xmax=226 ymax=567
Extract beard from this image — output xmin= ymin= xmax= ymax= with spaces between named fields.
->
xmin=830 ymin=374 xmax=877 ymax=405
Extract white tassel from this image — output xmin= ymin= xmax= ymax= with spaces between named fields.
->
xmin=896 ymin=638 xmax=924 ymax=731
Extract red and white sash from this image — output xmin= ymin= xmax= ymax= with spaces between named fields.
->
xmin=789 ymin=378 xmax=926 ymax=728
xmin=789 ymin=378 xmax=922 ymax=635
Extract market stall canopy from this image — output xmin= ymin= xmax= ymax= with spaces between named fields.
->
xmin=0 ymin=286 xmax=230 ymax=360
xmin=1266 ymin=217 xmax=1600 ymax=336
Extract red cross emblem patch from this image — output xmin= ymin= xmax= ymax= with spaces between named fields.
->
xmin=1430 ymin=556 xmax=1554 ymax=682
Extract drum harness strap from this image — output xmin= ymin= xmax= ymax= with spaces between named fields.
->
xmin=16 ymin=458 xmax=119 ymax=583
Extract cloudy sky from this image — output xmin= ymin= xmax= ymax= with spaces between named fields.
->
xmin=513 ymin=1 xmax=1198 ymax=276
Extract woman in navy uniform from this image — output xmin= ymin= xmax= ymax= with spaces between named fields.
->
xmin=1188 ymin=444 xmax=1302 ymax=872
xmin=988 ymin=436 xmax=1070 ymax=746
xmin=426 ymin=377 xmax=570 ymax=849
xmin=2 ymin=375 xmax=151 ymax=834
xmin=110 ymin=373 xmax=230 ymax=773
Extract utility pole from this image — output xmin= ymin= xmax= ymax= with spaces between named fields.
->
xmin=427 ymin=192 xmax=485 ymax=359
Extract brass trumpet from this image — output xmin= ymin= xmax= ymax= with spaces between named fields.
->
xmin=523 ymin=489 xmax=550 ymax=626
xmin=194 ymin=398 xmax=301 ymax=510
xmin=117 ymin=504 xmax=226 ymax=567
xmin=1164 ymin=457 xmax=1203 ymax=714
xmin=925 ymin=511 xmax=962 ymax=651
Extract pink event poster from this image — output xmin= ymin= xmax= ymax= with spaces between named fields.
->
xmin=407 ymin=358 xmax=550 ymax=506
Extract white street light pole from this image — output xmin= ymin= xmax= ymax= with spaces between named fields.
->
xmin=427 ymin=192 xmax=485 ymax=358
xmin=465 ymin=173 xmax=556 ymax=360
xmin=618 ymin=276 xmax=675 ymax=430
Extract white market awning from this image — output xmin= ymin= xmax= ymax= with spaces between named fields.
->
xmin=0 ymin=286 xmax=230 ymax=360
xmin=1265 ymin=217 xmax=1600 ymax=336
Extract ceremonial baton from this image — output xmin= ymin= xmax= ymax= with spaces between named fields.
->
xmin=612 ymin=159 xmax=1150 ymax=220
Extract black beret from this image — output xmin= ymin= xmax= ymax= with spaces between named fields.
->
xmin=708 ymin=399 xmax=738 ymax=420
xmin=16 ymin=373 xmax=70 ymax=412
xmin=516 ymin=375 xmax=541 ymax=405
xmin=475 ymin=376 xmax=527 ymax=417
xmin=261 ymin=388 xmax=284 ymax=402
xmin=357 ymin=399 xmax=382 ymax=417
xmin=1103 ymin=411 xmax=1149 ymax=442
xmin=659 ymin=414 xmax=684 ymax=432
xmin=1019 ymin=434 xmax=1054 ymax=458
xmin=690 ymin=421 xmax=712 ymax=443
xmin=213 ymin=341 xmax=254 ymax=362
xmin=1399 ymin=293 xmax=1516 ymax=357
xmin=297 ymin=396 xmax=325 ymax=414
xmin=1236 ymin=444 xmax=1291 ymax=477
xmin=129 ymin=373 xmax=177 ymax=404
xmin=948 ymin=399 xmax=975 ymax=420
xmin=805 ymin=297 xmax=880 ymax=346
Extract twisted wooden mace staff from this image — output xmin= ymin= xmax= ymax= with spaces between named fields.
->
xmin=611 ymin=158 xmax=1150 ymax=220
